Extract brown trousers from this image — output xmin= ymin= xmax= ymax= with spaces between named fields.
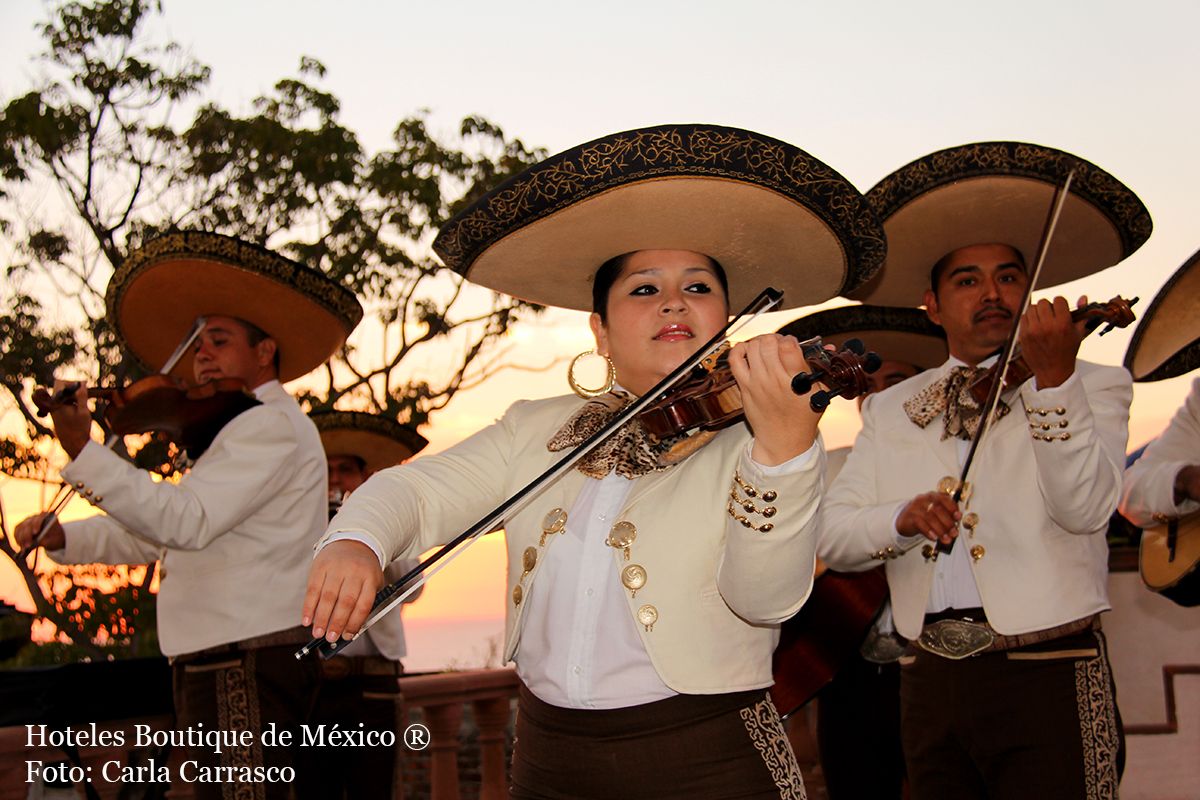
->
xmin=511 ymin=683 xmax=806 ymax=800
xmin=900 ymin=629 xmax=1123 ymax=800
xmin=293 ymin=659 xmax=403 ymax=800
xmin=172 ymin=641 xmax=321 ymax=800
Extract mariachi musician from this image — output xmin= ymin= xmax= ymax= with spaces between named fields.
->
xmin=818 ymin=142 xmax=1150 ymax=799
xmin=15 ymin=232 xmax=362 ymax=798
xmin=302 ymin=124 xmax=888 ymax=798
xmin=777 ymin=304 xmax=947 ymax=800
xmin=1119 ymin=248 xmax=1200 ymax=530
xmin=298 ymin=410 xmax=427 ymax=800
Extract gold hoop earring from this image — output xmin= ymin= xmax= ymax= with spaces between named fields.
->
xmin=567 ymin=350 xmax=616 ymax=398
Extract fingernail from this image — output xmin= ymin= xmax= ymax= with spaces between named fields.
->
xmin=312 ymin=627 xmax=324 ymax=637
xmin=326 ymin=631 xmax=339 ymax=642
xmin=302 ymin=615 xmax=311 ymax=626
xmin=342 ymin=631 xmax=354 ymax=641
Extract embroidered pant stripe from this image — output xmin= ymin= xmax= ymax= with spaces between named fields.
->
xmin=510 ymin=683 xmax=806 ymax=799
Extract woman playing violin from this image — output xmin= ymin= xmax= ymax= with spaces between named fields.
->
xmin=303 ymin=125 xmax=886 ymax=799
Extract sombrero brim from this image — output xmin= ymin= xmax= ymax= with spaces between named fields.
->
xmin=776 ymin=305 xmax=948 ymax=371
xmin=1124 ymin=248 xmax=1200 ymax=381
xmin=108 ymin=232 xmax=363 ymax=383
xmin=850 ymin=142 xmax=1152 ymax=306
xmin=433 ymin=124 xmax=886 ymax=312
xmin=311 ymin=411 xmax=428 ymax=473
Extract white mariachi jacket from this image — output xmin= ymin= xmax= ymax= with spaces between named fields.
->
xmin=320 ymin=394 xmax=825 ymax=695
xmin=53 ymin=380 xmax=327 ymax=657
xmin=819 ymin=360 xmax=1131 ymax=640
xmin=1119 ymin=376 xmax=1200 ymax=527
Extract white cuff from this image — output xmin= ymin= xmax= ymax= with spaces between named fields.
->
xmin=321 ymin=531 xmax=387 ymax=569
xmin=745 ymin=439 xmax=819 ymax=476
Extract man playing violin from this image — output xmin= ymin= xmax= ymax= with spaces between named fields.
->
xmin=819 ymin=143 xmax=1151 ymax=800
xmin=16 ymin=232 xmax=362 ymax=799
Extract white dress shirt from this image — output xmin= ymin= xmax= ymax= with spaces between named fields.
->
xmin=335 ymin=439 xmax=816 ymax=708
xmin=891 ymin=355 xmax=991 ymax=612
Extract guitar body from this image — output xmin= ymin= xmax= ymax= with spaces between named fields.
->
xmin=1139 ymin=512 xmax=1200 ymax=607
xmin=770 ymin=565 xmax=889 ymax=719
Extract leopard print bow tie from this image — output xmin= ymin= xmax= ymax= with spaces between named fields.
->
xmin=547 ymin=391 xmax=693 ymax=479
xmin=903 ymin=365 xmax=1009 ymax=441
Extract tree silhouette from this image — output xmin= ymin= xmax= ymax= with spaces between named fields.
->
xmin=0 ymin=0 xmax=547 ymax=658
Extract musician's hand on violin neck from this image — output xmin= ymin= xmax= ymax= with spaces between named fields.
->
xmin=729 ymin=334 xmax=821 ymax=466
xmin=14 ymin=512 xmax=65 ymax=551
xmin=896 ymin=492 xmax=961 ymax=545
xmin=1018 ymin=296 xmax=1085 ymax=390
xmin=48 ymin=379 xmax=96 ymax=459
xmin=302 ymin=539 xmax=384 ymax=642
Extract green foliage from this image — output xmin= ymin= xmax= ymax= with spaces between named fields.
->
xmin=1 ymin=0 xmax=547 ymax=660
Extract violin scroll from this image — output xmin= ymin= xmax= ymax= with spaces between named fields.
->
xmin=791 ymin=338 xmax=882 ymax=411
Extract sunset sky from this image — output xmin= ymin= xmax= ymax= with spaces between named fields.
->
xmin=2 ymin=1 xmax=1199 ymax=652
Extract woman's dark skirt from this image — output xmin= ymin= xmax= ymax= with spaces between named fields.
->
xmin=510 ymin=683 xmax=806 ymax=800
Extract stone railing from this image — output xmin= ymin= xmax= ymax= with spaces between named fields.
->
xmin=399 ymin=668 xmax=519 ymax=800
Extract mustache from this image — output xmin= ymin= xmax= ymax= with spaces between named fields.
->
xmin=972 ymin=305 xmax=1014 ymax=323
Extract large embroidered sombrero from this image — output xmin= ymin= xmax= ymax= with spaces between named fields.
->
xmin=776 ymin=305 xmax=947 ymax=371
xmin=310 ymin=411 xmax=428 ymax=472
xmin=1124 ymin=247 xmax=1200 ymax=381
xmin=849 ymin=141 xmax=1152 ymax=306
xmin=433 ymin=124 xmax=886 ymax=312
xmin=107 ymin=231 xmax=363 ymax=382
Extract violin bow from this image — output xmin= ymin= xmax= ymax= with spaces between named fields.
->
xmin=25 ymin=316 xmax=209 ymax=554
xmin=937 ymin=170 xmax=1075 ymax=554
xmin=297 ymin=288 xmax=785 ymax=660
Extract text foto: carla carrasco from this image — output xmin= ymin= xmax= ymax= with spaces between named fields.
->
xmin=26 ymin=722 xmax=398 ymax=752
xmin=29 ymin=759 xmax=294 ymax=785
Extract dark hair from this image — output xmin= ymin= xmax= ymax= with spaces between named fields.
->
xmin=591 ymin=252 xmax=730 ymax=323
xmin=231 ymin=317 xmax=282 ymax=374
xmin=929 ymin=244 xmax=1027 ymax=296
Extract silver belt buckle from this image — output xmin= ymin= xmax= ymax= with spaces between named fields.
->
xmin=917 ymin=619 xmax=994 ymax=660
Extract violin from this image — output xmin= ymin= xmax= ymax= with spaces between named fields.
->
xmin=32 ymin=375 xmax=260 ymax=459
xmin=967 ymin=296 xmax=1138 ymax=404
xmin=639 ymin=337 xmax=882 ymax=440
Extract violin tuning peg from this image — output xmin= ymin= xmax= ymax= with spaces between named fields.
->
xmin=809 ymin=390 xmax=832 ymax=411
xmin=791 ymin=372 xmax=815 ymax=396
xmin=864 ymin=352 xmax=882 ymax=373
xmin=842 ymin=338 xmax=866 ymax=355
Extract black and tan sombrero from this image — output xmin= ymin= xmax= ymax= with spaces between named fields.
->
xmin=433 ymin=124 xmax=886 ymax=312
xmin=107 ymin=231 xmax=363 ymax=382
xmin=777 ymin=305 xmax=948 ymax=371
xmin=849 ymin=141 xmax=1152 ymax=306
xmin=310 ymin=411 xmax=428 ymax=472
xmin=1124 ymin=248 xmax=1200 ymax=382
